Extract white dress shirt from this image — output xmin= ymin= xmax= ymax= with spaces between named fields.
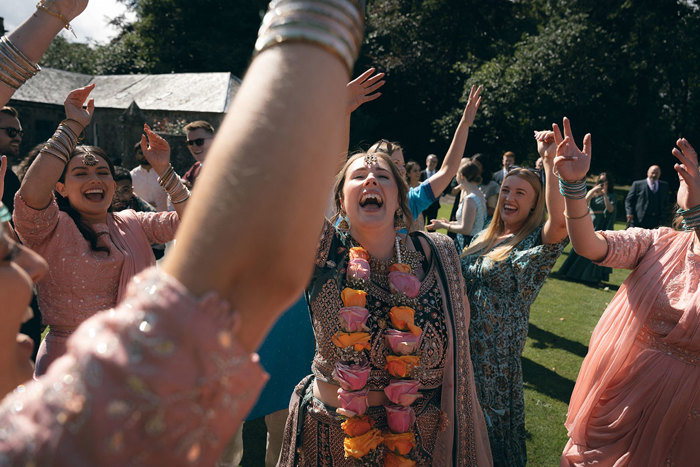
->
xmin=130 ymin=165 xmax=170 ymax=212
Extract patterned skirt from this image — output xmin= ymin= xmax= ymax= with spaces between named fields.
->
xmin=278 ymin=375 xmax=444 ymax=466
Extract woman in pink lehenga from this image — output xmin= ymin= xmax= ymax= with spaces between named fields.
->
xmin=553 ymin=118 xmax=700 ymax=466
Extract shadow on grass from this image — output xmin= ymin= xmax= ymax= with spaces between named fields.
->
xmin=528 ymin=323 xmax=588 ymax=358
xmin=548 ymin=271 xmax=621 ymax=292
xmin=522 ymin=356 xmax=575 ymax=404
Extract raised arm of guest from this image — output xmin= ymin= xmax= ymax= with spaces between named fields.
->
xmin=18 ymin=85 xmax=96 ymax=211
xmin=161 ymin=13 xmax=358 ymax=355
xmin=337 ymin=68 xmax=385 ymax=171
xmin=426 ymin=85 xmax=483 ymax=196
xmin=551 ymin=118 xmax=607 ymax=260
xmin=0 ymin=1 xmax=88 ymax=106
xmin=535 ymin=127 xmax=569 ymax=244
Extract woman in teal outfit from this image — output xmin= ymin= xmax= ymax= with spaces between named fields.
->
xmin=558 ymin=172 xmax=616 ymax=283
xmin=460 ymin=128 xmax=570 ymax=466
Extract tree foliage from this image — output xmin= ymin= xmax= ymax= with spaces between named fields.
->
xmin=40 ymin=0 xmax=700 ymax=184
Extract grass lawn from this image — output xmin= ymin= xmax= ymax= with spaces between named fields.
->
xmin=524 ymin=228 xmax=630 ymax=466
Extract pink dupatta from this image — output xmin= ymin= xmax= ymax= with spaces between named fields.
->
xmin=565 ymin=228 xmax=698 ymax=443
xmin=107 ymin=210 xmax=156 ymax=303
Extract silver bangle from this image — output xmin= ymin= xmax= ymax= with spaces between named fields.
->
xmin=255 ymin=0 xmax=365 ymax=74
xmin=0 ymin=36 xmax=41 ymax=90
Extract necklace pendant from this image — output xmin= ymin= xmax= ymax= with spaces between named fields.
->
xmin=377 ymin=318 xmax=387 ymax=329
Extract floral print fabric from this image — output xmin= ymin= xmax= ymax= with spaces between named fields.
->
xmin=461 ymin=226 xmax=567 ymax=466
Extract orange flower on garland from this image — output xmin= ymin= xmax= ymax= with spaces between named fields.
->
xmin=389 ymin=306 xmax=423 ymax=336
xmin=341 ymin=288 xmax=367 ymax=307
xmin=385 ymin=355 xmax=421 ymax=378
xmin=332 ymin=332 xmax=371 ymax=352
xmin=341 ymin=415 xmax=374 ymax=437
xmin=384 ymin=451 xmax=417 ymax=467
xmin=343 ymin=428 xmax=384 ymax=459
xmin=383 ymin=431 xmax=416 ymax=456
xmin=389 ymin=263 xmax=412 ymax=274
xmin=349 ymin=247 xmax=370 ymax=261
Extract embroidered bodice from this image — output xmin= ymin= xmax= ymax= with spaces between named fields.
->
xmin=308 ymin=221 xmax=448 ymax=390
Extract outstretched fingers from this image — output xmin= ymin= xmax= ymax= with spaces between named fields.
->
xmin=674 ymin=138 xmax=699 ymax=170
xmin=582 ymin=133 xmax=592 ymax=157
xmin=349 ymin=68 xmax=377 ymax=86
xmin=552 ymin=123 xmax=563 ymax=146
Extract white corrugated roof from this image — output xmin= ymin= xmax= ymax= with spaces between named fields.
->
xmin=12 ymin=68 xmax=239 ymax=113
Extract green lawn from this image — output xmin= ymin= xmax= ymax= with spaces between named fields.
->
xmin=524 ymin=231 xmax=630 ymax=466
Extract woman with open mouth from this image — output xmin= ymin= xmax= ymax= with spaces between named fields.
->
xmin=459 ymin=127 xmax=569 ymax=466
xmin=279 ymin=150 xmax=492 ymax=466
xmin=13 ymin=84 xmax=187 ymax=376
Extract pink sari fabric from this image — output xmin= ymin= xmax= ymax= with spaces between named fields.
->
xmin=0 ymin=268 xmax=268 ymax=466
xmin=562 ymin=228 xmax=700 ymax=466
xmin=107 ymin=209 xmax=158 ymax=303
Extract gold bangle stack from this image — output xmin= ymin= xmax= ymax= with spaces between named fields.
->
xmin=158 ymin=165 xmax=191 ymax=204
xmin=0 ymin=36 xmax=41 ymax=90
xmin=42 ymin=121 xmax=81 ymax=165
xmin=255 ymin=0 xmax=366 ymax=74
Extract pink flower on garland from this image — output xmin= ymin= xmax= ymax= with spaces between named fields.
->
xmin=333 ymin=361 xmax=370 ymax=391
xmin=337 ymin=387 xmax=369 ymax=418
xmin=347 ymin=258 xmax=370 ymax=282
xmin=339 ymin=306 xmax=369 ymax=332
xmin=388 ymin=271 xmax=421 ymax=298
xmin=384 ymin=380 xmax=422 ymax=406
xmin=385 ymin=329 xmax=421 ymax=355
xmin=385 ymin=404 xmax=416 ymax=433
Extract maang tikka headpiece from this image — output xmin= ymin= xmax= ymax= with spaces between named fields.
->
xmin=81 ymin=152 xmax=98 ymax=166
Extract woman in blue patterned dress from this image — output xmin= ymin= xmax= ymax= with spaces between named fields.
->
xmin=460 ymin=129 xmax=569 ymax=466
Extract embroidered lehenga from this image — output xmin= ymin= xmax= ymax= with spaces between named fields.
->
xmin=278 ymin=220 xmax=491 ymax=466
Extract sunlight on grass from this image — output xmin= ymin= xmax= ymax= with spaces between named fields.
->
xmin=523 ymin=222 xmax=630 ymax=466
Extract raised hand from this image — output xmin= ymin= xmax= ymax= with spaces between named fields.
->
xmin=63 ymin=83 xmax=95 ymax=128
xmin=461 ymin=85 xmax=483 ymax=126
xmin=534 ymin=130 xmax=556 ymax=161
xmin=672 ymin=138 xmax=700 ymax=211
xmin=552 ymin=117 xmax=591 ymax=181
xmin=346 ymin=68 xmax=385 ymax=114
xmin=140 ymin=124 xmax=172 ymax=175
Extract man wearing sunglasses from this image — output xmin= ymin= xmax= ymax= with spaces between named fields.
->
xmin=183 ymin=120 xmax=215 ymax=188
xmin=0 ymin=106 xmax=23 ymax=213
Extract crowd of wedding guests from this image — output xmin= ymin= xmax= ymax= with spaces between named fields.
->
xmin=0 ymin=1 xmax=697 ymax=466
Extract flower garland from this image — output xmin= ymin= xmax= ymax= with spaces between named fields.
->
xmin=332 ymin=239 xmax=423 ymax=466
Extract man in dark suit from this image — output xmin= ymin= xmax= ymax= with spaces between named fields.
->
xmin=493 ymin=150 xmax=517 ymax=185
xmin=420 ymin=154 xmax=440 ymax=223
xmin=625 ymin=165 xmax=669 ymax=228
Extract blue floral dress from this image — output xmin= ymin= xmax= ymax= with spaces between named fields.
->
xmin=460 ymin=226 xmax=567 ymax=466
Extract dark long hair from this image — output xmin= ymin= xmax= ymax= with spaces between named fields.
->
xmin=56 ymin=146 xmax=116 ymax=254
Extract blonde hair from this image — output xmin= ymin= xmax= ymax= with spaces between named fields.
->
xmin=462 ymin=168 xmax=546 ymax=261
xmin=331 ymin=151 xmax=412 ymax=230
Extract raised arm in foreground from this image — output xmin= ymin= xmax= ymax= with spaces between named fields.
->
xmin=0 ymin=1 xmax=89 ymax=106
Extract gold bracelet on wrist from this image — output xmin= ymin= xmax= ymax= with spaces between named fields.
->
xmin=36 ymin=0 xmax=76 ymax=38
xmin=563 ymin=210 xmax=590 ymax=220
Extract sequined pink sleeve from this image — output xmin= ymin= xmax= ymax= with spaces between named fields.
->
xmin=12 ymin=192 xmax=60 ymax=247
xmin=135 ymin=211 xmax=180 ymax=244
xmin=0 ymin=268 xmax=268 ymax=465
xmin=595 ymin=227 xmax=667 ymax=270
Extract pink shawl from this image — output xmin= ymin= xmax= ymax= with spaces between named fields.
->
xmin=107 ymin=210 xmax=156 ymax=303
xmin=565 ymin=229 xmax=698 ymax=442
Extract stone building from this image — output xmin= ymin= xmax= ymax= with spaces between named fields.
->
xmin=8 ymin=67 xmax=240 ymax=175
